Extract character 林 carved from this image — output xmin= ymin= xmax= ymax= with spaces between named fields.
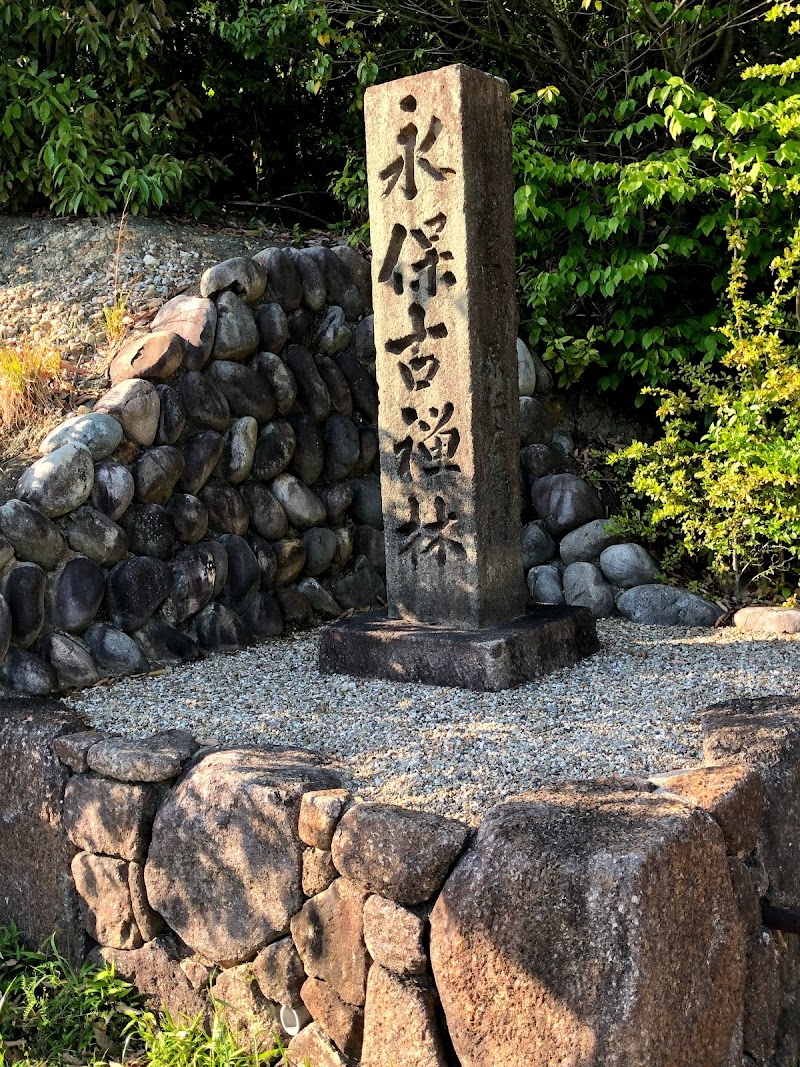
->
xmin=397 ymin=494 xmax=465 ymax=565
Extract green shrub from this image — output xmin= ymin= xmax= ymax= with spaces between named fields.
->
xmin=0 ymin=924 xmax=139 ymax=1065
xmin=513 ymin=64 xmax=800 ymax=392
xmin=613 ymin=18 xmax=800 ymax=596
xmin=0 ymin=1 xmax=210 ymax=215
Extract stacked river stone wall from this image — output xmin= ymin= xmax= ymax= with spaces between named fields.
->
xmin=0 ymin=245 xmax=723 ymax=698
xmin=0 ymin=247 xmax=388 ymax=696
xmin=4 ymin=696 xmax=800 ymax=1067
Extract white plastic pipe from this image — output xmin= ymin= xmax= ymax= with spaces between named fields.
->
xmin=279 ymin=1002 xmax=312 ymax=1037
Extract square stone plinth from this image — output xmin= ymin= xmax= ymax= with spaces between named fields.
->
xmin=318 ymin=607 xmax=598 ymax=691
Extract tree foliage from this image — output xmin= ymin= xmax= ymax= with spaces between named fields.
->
xmin=0 ymin=0 xmax=798 ymax=394
xmin=0 ymin=1 xmax=209 ymax=214
xmin=614 ymin=8 xmax=800 ymax=593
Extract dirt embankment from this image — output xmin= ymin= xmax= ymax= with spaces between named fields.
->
xmin=0 ymin=212 xmax=348 ymax=498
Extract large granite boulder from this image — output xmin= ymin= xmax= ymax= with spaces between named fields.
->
xmin=617 ymin=585 xmax=723 ymax=627
xmin=521 ymin=520 xmax=556 ymax=570
xmin=703 ymin=696 xmax=800 ymax=909
xmin=84 ymin=623 xmax=149 ymax=677
xmin=132 ymin=446 xmax=185 ymax=505
xmin=331 ymin=803 xmax=468 ymax=906
xmin=563 ymin=561 xmax=615 ymax=618
xmin=0 ymin=700 xmax=85 ymax=963
xmin=145 ymin=747 xmax=340 ymax=964
xmin=38 ymin=633 xmax=99 ymax=689
xmin=211 ymin=291 xmax=259 ymax=360
xmin=429 ymin=781 xmax=745 ymax=1067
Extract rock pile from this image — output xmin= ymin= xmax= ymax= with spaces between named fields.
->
xmin=0 ymin=247 xmax=386 ymax=696
xmin=517 ymin=339 xmax=720 ymax=626
xmin=0 ymin=245 xmax=721 ymax=697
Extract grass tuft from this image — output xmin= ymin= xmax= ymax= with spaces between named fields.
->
xmin=0 ymin=340 xmax=63 ymax=435
xmin=0 ymin=925 xmax=287 ymax=1067
xmin=102 ymin=295 xmax=130 ymax=344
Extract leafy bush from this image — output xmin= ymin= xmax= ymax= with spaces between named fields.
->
xmin=0 ymin=1 xmax=209 ymax=215
xmin=513 ymin=64 xmax=800 ymax=392
xmin=613 ymin=20 xmax=800 ymax=596
xmin=0 ymin=924 xmax=138 ymax=1065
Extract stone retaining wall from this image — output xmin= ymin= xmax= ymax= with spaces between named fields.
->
xmin=0 ymin=246 xmax=721 ymax=698
xmin=3 ymin=695 xmax=800 ymax=1066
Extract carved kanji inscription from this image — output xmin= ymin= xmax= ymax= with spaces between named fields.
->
xmin=365 ymin=64 xmax=523 ymax=628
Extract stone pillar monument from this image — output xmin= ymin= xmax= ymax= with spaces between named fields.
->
xmin=319 ymin=64 xmax=598 ymax=690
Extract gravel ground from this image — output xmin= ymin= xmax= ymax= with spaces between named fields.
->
xmin=0 ymin=213 xmax=343 ymax=360
xmin=67 ymin=617 xmax=798 ymax=823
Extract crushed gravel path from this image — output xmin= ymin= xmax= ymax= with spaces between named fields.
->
xmin=68 ymin=618 xmax=798 ymax=823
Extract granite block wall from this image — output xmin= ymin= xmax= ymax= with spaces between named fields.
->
xmin=4 ymin=696 xmax=799 ymax=1066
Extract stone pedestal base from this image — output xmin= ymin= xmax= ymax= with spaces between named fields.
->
xmin=318 ymin=607 xmax=599 ymax=691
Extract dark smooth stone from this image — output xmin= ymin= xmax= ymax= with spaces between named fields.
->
xmin=288 ymin=413 xmax=325 ymax=486
xmin=155 ymin=385 xmax=186 ymax=445
xmin=119 ymin=505 xmax=176 ymax=560
xmin=241 ymin=592 xmax=283 ymax=639
xmin=178 ymin=431 xmax=225 ymax=495
xmin=47 ymin=557 xmax=106 ymax=633
xmin=206 ymin=360 xmax=276 ymax=423
xmin=106 ymin=556 xmax=171 ymax=633
xmin=241 ymin=482 xmax=288 ymax=541
xmin=193 ymin=603 xmax=251 ymax=653
xmin=166 ymin=494 xmax=209 ymax=544
xmin=323 ymin=414 xmax=360 ymax=481
xmin=252 ymin=419 xmax=295 ymax=481
xmin=84 ymin=624 xmax=149 ymax=677
xmin=216 ymin=534 xmax=261 ymax=614
xmin=181 ymin=371 xmax=231 ymax=432
xmin=285 ymin=345 xmax=331 ymax=422
xmin=336 ymin=352 xmax=378 ymax=424
xmin=315 ymin=355 xmax=353 ymax=417
xmin=64 ymin=506 xmax=128 ymax=567
xmin=1 ymin=563 xmax=46 ymax=648
xmin=199 ymin=485 xmax=249 ymax=535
